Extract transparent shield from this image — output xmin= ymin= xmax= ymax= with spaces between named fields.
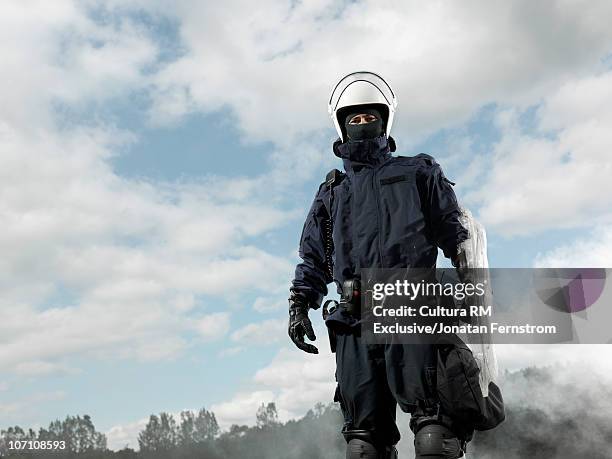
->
xmin=457 ymin=206 xmax=499 ymax=395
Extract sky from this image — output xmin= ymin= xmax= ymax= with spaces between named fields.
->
xmin=1 ymin=0 xmax=612 ymax=451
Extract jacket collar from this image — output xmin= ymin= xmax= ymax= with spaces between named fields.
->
xmin=333 ymin=135 xmax=393 ymax=173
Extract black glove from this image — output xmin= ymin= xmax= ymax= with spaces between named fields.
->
xmin=452 ymin=246 xmax=476 ymax=324
xmin=288 ymin=294 xmax=318 ymax=354
xmin=452 ymin=246 xmax=471 ymax=282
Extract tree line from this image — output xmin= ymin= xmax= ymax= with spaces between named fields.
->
xmin=0 ymin=402 xmax=344 ymax=459
xmin=3 ymin=366 xmax=612 ymax=458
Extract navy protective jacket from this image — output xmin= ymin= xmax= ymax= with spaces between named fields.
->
xmin=291 ymin=135 xmax=468 ymax=307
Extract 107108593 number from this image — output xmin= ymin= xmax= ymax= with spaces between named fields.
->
xmin=8 ymin=440 xmax=66 ymax=450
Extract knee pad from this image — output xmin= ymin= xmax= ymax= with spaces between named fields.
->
xmin=414 ymin=423 xmax=464 ymax=459
xmin=343 ymin=430 xmax=398 ymax=459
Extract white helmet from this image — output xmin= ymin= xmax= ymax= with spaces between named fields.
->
xmin=328 ymin=71 xmax=397 ymax=142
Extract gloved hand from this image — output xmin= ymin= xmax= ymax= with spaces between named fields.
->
xmin=288 ymin=295 xmax=318 ymax=354
xmin=452 ymin=245 xmax=477 ymax=324
xmin=452 ymin=245 xmax=471 ymax=282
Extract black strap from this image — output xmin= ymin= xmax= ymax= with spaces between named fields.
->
xmin=325 ymin=168 xmax=343 ymax=191
xmin=321 ymin=169 xmax=345 ymax=280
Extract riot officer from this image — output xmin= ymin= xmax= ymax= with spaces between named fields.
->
xmin=288 ymin=72 xmax=481 ymax=458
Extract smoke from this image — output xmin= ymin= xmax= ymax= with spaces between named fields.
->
xmin=396 ymin=414 xmax=416 ymax=458
xmin=395 ymin=361 xmax=612 ymax=458
xmin=4 ymin=361 xmax=608 ymax=458
xmin=470 ymin=363 xmax=612 ymax=459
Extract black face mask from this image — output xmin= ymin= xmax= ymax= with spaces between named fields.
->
xmin=344 ymin=107 xmax=383 ymax=141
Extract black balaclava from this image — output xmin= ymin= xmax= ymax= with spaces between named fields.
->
xmin=344 ymin=107 xmax=383 ymax=142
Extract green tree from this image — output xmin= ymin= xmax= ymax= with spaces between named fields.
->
xmin=114 ymin=446 xmax=138 ymax=458
xmin=256 ymin=402 xmax=280 ymax=428
xmin=178 ymin=410 xmax=195 ymax=445
xmin=139 ymin=414 xmax=160 ymax=452
xmin=225 ymin=424 xmax=249 ymax=439
xmin=158 ymin=412 xmax=178 ymax=449
xmin=193 ymin=407 xmax=219 ymax=442
xmin=138 ymin=412 xmax=178 ymax=452
xmin=36 ymin=415 xmax=106 ymax=453
xmin=0 ymin=425 xmax=36 ymax=456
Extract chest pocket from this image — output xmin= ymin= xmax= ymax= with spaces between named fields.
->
xmin=377 ymin=170 xmax=422 ymax=237
xmin=380 ymin=174 xmax=410 ymax=185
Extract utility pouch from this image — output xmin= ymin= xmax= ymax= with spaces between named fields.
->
xmin=339 ymin=279 xmax=361 ymax=317
xmin=322 ymin=279 xmax=362 ymax=353
xmin=436 ymin=337 xmax=505 ymax=431
xmin=322 ymin=300 xmax=339 ymax=353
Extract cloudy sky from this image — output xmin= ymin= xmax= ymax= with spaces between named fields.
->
xmin=1 ymin=0 xmax=612 ymax=451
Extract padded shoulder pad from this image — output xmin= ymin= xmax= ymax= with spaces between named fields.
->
xmin=394 ymin=153 xmax=438 ymax=167
xmin=413 ymin=153 xmax=437 ymax=166
xmin=323 ymin=168 xmax=345 ymax=189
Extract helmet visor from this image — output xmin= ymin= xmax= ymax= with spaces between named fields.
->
xmin=328 ymin=71 xmax=397 ymax=114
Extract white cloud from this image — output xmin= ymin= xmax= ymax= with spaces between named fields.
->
xmin=194 ymin=313 xmax=231 ymax=341
xmin=0 ymin=1 xmax=296 ymax=377
xmin=0 ymin=1 xmax=158 ymax=131
xmin=13 ymin=361 xmax=81 ymax=377
xmin=210 ymin=342 xmax=612 ymax=433
xmin=3 ymin=0 xmax=612 ymax=444
xmin=143 ymin=0 xmax=612 ymax=148
xmin=496 ymin=344 xmax=612 ymax=373
xmin=208 ymin=343 xmax=611 ymax=453
xmin=106 ymin=416 xmax=149 ymax=451
xmin=105 ymin=407 xmax=217 ymax=451
xmin=230 ymin=319 xmax=286 ymax=345
xmin=218 ymin=346 xmax=245 ymax=357
xmin=0 ymin=110 xmax=291 ymax=370
xmin=95 ymin=0 xmax=612 ymax=212
xmin=97 ymin=297 xmax=612 ymax=445
xmin=0 ymin=391 xmax=67 ymax=421
xmin=470 ymin=71 xmax=612 ymax=234
xmin=210 ymin=390 xmax=277 ymax=430
xmin=43 ymin=386 xmax=336 ymax=451
xmin=0 ymin=401 xmax=22 ymax=418
xmin=252 ymin=296 xmax=287 ymax=313
xmin=211 ymin=338 xmax=335 ymax=429
xmin=535 ymin=227 xmax=612 ymax=268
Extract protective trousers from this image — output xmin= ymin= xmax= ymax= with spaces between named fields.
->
xmin=334 ymin=333 xmax=469 ymax=458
